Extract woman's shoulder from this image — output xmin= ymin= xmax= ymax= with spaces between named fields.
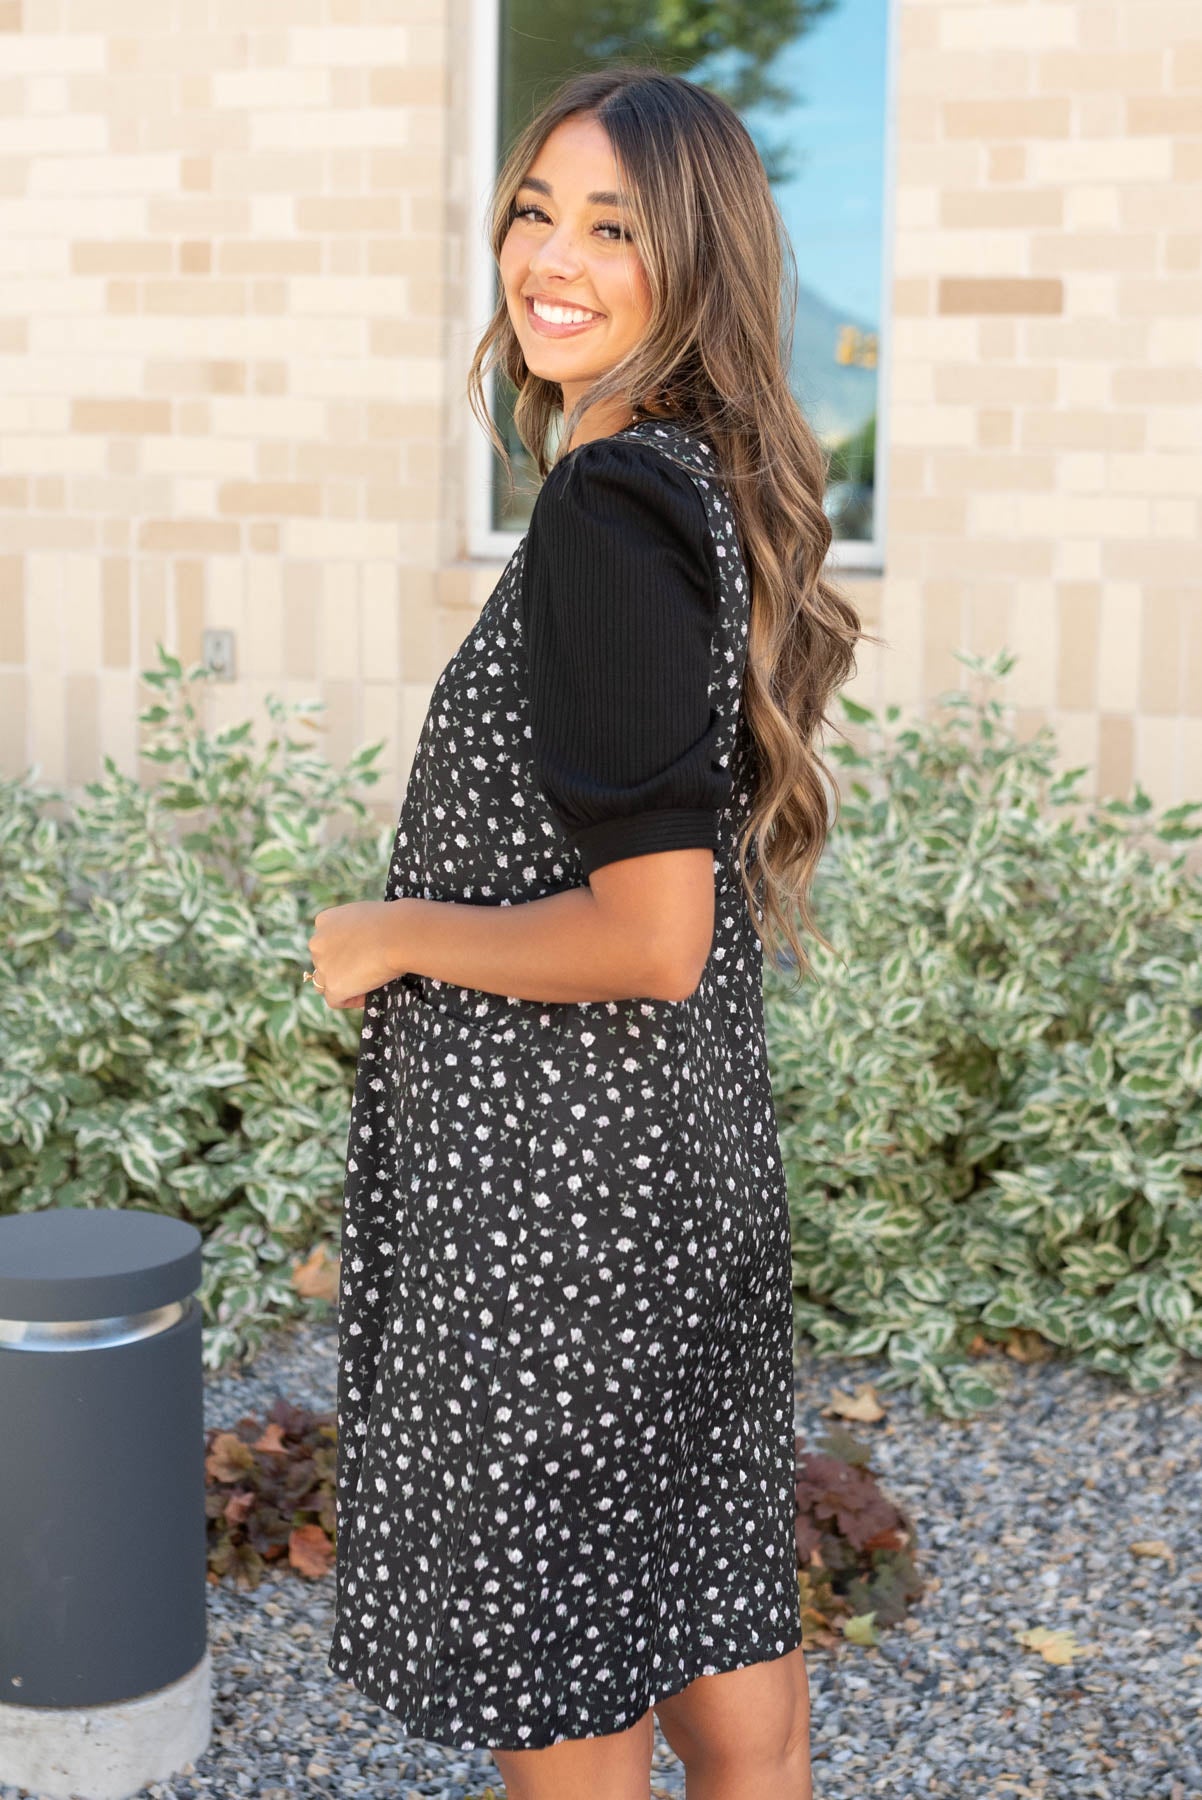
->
xmin=531 ymin=426 xmax=710 ymax=542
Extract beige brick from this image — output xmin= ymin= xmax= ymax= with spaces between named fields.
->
xmin=139 ymin=519 xmax=241 ymax=554
xmin=240 ymin=560 xmax=283 ymax=679
xmin=1122 ymin=279 xmax=1202 ymax=318
xmin=362 ymin=564 xmax=400 ymax=676
xmin=942 ymin=98 xmax=1072 ymax=139
xmin=976 ymin=410 xmax=1013 ymax=449
xmin=921 ymin=584 xmax=964 ymax=699
xmin=941 ymin=188 xmax=1062 ymax=229
xmin=62 ymin=567 xmax=101 ymax=673
xmin=1057 ymin=585 xmax=1101 ymax=710
xmin=218 ymin=481 xmax=322 ymax=517
xmin=1022 ymin=410 xmax=1146 ymax=452
xmin=987 ymin=145 xmax=1027 ymax=184
xmin=96 ymin=667 xmax=136 ymax=772
xmin=1053 ymin=711 xmax=1100 ymax=785
xmin=317 ymin=572 xmax=360 ymax=682
xmin=282 ymin=567 xmax=320 ymax=678
xmin=1128 ymin=94 xmax=1202 ymax=134
xmin=72 ymin=398 xmax=173 ymax=435
xmin=939 ymin=277 xmax=1063 ymax=315
xmin=1031 ymin=231 xmax=1157 ymax=275
xmin=1139 ymin=595 xmax=1184 ymax=716
xmin=1173 ymin=39 xmax=1202 ymax=85
xmin=940 ymin=6 xmax=1076 ymax=51
xmin=1036 ymin=50 xmax=1166 ymax=93
xmin=1033 ymin=137 xmax=1173 ymax=183
xmin=218 ymin=240 xmax=323 ymax=275
xmin=1058 ymin=453 xmax=1108 ymax=493
xmin=72 ymin=240 xmax=174 ymax=275
xmin=966 ymin=587 xmax=1011 ymax=661
xmin=1184 ymin=606 xmax=1202 ymax=716
xmin=1065 ymin=186 xmax=1122 ymax=231
xmin=0 ymin=670 xmax=28 ymax=773
xmin=1097 ymin=588 xmax=1142 ymax=711
xmin=101 ymin=564 xmax=132 ymax=670
xmin=175 ymin=562 xmax=206 ymax=665
xmin=1136 ymin=716 xmax=1181 ymax=807
xmin=318 ymin=677 xmax=358 ymax=774
xmin=928 ymin=451 xmax=1059 ymax=496
xmin=1166 ymin=235 xmax=1202 ymax=273
xmin=64 ymin=670 xmax=99 ymax=783
xmin=0 ymin=569 xmax=23 ymax=662
xmin=1097 ymin=713 xmax=1135 ymax=799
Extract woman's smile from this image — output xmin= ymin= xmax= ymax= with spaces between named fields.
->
xmin=525 ymin=294 xmax=606 ymax=338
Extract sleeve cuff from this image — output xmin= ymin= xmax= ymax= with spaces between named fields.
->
xmin=571 ymin=808 xmax=721 ymax=877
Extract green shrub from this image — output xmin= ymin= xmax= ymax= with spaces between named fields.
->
xmin=0 ymin=645 xmax=390 ymax=1369
xmin=769 ymin=649 xmax=1202 ymax=1417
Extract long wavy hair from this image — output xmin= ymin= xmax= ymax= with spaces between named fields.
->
xmin=466 ymin=64 xmax=878 ymax=985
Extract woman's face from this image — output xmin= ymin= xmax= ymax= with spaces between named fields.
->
xmin=499 ymin=114 xmax=652 ymax=424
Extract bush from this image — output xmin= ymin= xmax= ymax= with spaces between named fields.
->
xmin=769 ymin=649 xmax=1202 ymax=1417
xmin=0 ymin=645 xmax=389 ymax=1369
xmin=205 ymin=1396 xmax=337 ymax=1587
xmin=794 ymin=1425 xmax=924 ymax=1648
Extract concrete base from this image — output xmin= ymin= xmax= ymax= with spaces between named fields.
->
xmin=0 ymin=1649 xmax=211 ymax=1800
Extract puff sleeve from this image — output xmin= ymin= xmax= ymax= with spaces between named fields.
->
xmin=520 ymin=435 xmax=730 ymax=877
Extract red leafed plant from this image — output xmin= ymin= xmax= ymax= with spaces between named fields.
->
xmin=794 ymin=1426 xmax=925 ymax=1647
xmin=205 ymin=1396 xmax=337 ymax=1589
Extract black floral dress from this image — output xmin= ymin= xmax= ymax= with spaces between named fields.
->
xmin=326 ymin=416 xmax=803 ymax=1751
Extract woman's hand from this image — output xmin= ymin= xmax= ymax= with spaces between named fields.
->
xmin=308 ymin=900 xmax=407 ymax=1010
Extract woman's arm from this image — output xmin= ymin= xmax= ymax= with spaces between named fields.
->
xmin=309 ymin=844 xmax=715 ymax=1009
xmin=310 ymin=437 xmax=729 ymax=1011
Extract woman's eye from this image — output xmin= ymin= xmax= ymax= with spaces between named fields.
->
xmin=511 ymin=203 xmax=631 ymax=243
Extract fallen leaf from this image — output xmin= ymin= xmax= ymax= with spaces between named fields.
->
xmin=251 ymin=1420 xmax=289 ymax=1456
xmin=289 ymin=1522 xmax=334 ymax=1579
xmin=841 ymin=1611 xmax=879 ymax=1646
xmin=205 ymin=1431 xmax=255 ymax=1483
xmin=822 ymin=1382 xmax=886 ymax=1423
xmin=1129 ymin=1539 xmax=1176 ymax=1566
xmin=292 ymin=1242 xmax=340 ymax=1303
xmin=1015 ymin=1626 xmax=1089 ymax=1665
xmin=1004 ymin=1328 xmax=1055 ymax=1365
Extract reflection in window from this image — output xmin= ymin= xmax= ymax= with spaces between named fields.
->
xmin=491 ymin=0 xmax=889 ymax=558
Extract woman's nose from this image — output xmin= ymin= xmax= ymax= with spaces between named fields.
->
xmin=529 ymin=229 xmax=585 ymax=276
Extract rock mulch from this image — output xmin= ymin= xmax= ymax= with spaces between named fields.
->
xmin=5 ymin=1313 xmax=1199 ymax=1800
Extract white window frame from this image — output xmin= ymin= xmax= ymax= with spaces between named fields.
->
xmin=465 ymin=0 xmax=897 ymax=575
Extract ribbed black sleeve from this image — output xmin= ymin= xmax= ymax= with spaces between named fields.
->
xmin=520 ymin=434 xmax=730 ymax=878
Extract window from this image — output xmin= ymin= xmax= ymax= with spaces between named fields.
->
xmin=468 ymin=0 xmax=895 ymax=571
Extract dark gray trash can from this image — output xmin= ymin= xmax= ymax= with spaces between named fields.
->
xmin=0 ymin=1206 xmax=212 ymax=1800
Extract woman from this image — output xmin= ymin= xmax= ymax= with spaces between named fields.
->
xmin=311 ymin=65 xmax=864 ymax=1800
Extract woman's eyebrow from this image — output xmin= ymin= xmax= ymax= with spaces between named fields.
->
xmin=517 ymin=175 xmax=630 ymax=207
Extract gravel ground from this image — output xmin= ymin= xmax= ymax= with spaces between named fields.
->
xmin=6 ymin=1313 xmax=1201 ymax=1800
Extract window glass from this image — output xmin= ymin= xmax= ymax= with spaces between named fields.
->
xmin=492 ymin=0 xmax=889 ymax=555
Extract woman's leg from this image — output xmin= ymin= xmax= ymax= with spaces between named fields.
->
xmin=489 ymin=1706 xmax=655 ymax=1800
xmin=652 ymin=1645 xmax=812 ymax=1800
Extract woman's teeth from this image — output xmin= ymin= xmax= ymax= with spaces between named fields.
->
xmin=531 ymin=299 xmax=600 ymax=324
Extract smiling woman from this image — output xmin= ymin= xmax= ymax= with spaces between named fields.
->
xmin=327 ymin=62 xmax=867 ymax=1800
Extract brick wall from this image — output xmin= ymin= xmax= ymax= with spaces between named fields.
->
xmin=0 ymin=0 xmax=1198 ymax=823
xmin=879 ymin=0 xmax=1201 ymax=805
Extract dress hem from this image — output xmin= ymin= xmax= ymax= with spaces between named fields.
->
xmin=326 ymin=1617 xmax=806 ymax=1752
